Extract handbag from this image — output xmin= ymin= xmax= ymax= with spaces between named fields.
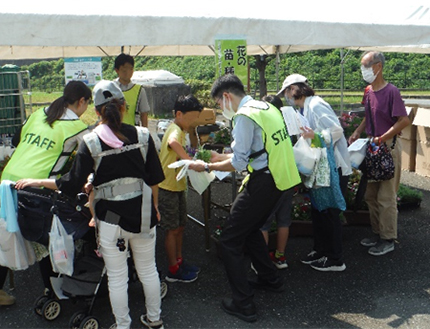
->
xmin=17 ymin=187 xmax=92 ymax=246
xmin=49 ymin=214 xmax=74 ymax=276
xmin=363 ymin=95 xmax=396 ymax=182
xmin=309 ymin=134 xmax=346 ymax=212
xmin=364 ymin=140 xmax=395 ymax=181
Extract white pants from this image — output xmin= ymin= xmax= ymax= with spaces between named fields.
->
xmin=98 ymin=220 xmax=161 ymax=329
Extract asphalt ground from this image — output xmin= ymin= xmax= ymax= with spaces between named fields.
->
xmin=1 ymin=169 xmax=430 ymax=329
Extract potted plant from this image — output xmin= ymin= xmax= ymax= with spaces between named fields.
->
xmin=213 ymin=126 xmax=232 ymax=146
xmin=397 ymin=184 xmax=423 ymax=210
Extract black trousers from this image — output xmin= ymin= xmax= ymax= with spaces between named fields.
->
xmin=220 ymin=172 xmax=283 ymax=306
xmin=0 ymin=265 xmax=8 ymax=289
xmin=311 ymin=170 xmax=349 ymax=261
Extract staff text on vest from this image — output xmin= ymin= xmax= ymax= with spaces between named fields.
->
xmin=22 ymin=133 xmax=56 ymax=150
xmin=271 ymin=127 xmax=289 ymax=146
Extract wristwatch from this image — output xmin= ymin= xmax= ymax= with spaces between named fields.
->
xmin=204 ymin=163 xmax=211 ymax=173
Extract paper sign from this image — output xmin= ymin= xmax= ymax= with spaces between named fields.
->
xmin=281 ymin=106 xmax=310 ymax=136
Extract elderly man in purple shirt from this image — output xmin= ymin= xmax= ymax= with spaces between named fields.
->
xmin=349 ymin=51 xmax=410 ymax=256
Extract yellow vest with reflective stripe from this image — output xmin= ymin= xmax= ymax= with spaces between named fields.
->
xmin=236 ymin=100 xmax=301 ymax=191
xmin=1 ymin=108 xmax=88 ymax=182
xmin=122 ymin=84 xmax=141 ymax=125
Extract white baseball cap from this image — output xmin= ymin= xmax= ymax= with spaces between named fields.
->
xmin=93 ymin=80 xmax=125 ymax=107
xmin=276 ymin=74 xmax=308 ymax=96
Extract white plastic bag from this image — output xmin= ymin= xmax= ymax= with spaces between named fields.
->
xmin=0 ymin=218 xmax=36 ymax=270
xmin=293 ymin=137 xmax=318 ymax=176
xmin=348 ymin=138 xmax=369 ymax=169
xmin=168 ymin=160 xmax=216 ymax=195
xmin=49 ymin=214 xmax=74 ymax=276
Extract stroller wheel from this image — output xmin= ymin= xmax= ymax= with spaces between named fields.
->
xmin=79 ymin=316 xmax=100 ymax=329
xmin=41 ymin=299 xmax=61 ymax=321
xmin=160 ymin=281 xmax=168 ymax=300
xmin=69 ymin=311 xmax=87 ymax=329
xmin=33 ymin=295 xmax=49 ymax=316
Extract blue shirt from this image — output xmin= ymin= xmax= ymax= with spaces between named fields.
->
xmin=230 ymin=96 xmax=268 ymax=172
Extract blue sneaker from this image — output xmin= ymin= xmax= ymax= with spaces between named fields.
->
xmin=180 ymin=260 xmax=201 ymax=274
xmin=165 ymin=267 xmax=198 ymax=283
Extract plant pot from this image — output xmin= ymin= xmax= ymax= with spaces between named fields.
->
xmin=343 ymin=209 xmax=370 ymax=226
xmin=397 ymin=201 xmax=421 ymax=211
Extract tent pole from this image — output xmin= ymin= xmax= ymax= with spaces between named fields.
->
xmin=340 ymin=48 xmax=344 ymax=115
xmin=275 ymin=45 xmax=280 ymax=91
xmin=340 ymin=48 xmax=352 ymax=115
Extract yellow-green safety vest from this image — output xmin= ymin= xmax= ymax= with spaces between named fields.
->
xmin=1 ymin=108 xmax=88 ymax=182
xmin=122 ymin=84 xmax=142 ymax=125
xmin=235 ymin=100 xmax=301 ymax=191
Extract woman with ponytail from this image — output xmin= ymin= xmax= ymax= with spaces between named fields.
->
xmin=16 ymin=80 xmax=165 ymax=329
xmin=0 ymin=80 xmax=91 ymax=304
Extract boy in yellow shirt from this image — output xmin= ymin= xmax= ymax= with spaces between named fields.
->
xmin=158 ymin=95 xmax=203 ymax=282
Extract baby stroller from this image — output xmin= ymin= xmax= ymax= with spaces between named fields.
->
xmin=17 ymin=186 xmax=168 ymax=328
xmin=58 ymin=250 xmax=168 ymax=329
xmin=16 ymin=186 xmax=93 ymax=322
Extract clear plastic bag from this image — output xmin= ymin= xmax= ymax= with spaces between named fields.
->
xmin=49 ymin=214 xmax=74 ymax=276
xmin=293 ymin=137 xmax=318 ymax=176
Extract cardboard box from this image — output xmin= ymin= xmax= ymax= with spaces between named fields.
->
xmin=187 ymin=108 xmax=217 ymax=147
xmin=412 ymin=107 xmax=430 ymax=143
xmin=415 ymin=141 xmax=430 ymax=177
xmin=400 ymin=106 xmax=417 ymax=140
xmin=399 ymin=137 xmax=416 ymax=172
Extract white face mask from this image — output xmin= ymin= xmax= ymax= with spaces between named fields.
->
xmin=361 ymin=65 xmax=379 ymax=84
xmin=285 ymin=96 xmax=296 ymax=107
xmin=222 ymin=96 xmax=236 ymax=120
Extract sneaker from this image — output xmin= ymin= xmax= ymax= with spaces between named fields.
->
xmin=140 ymin=315 xmax=164 ymax=329
xmin=310 ymin=257 xmax=346 ymax=272
xmin=270 ymin=252 xmax=288 ymax=269
xmin=248 ymin=276 xmax=285 ymax=293
xmin=179 ymin=260 xmax=201 ymax=274
xmin=300 ymin=250 xmax=324 ymax=265
xmin=368 ymin=239 xmax=394 ymax=256
xmin=0 ymin=289 xmax=16 ymax=306
xmin=108 ymin=324 xmax=117 ymax=329
xmin=360 ymin=235 xmax=380 ymax=247
xmin=165 ymin=267 xmax=198 ymax=283
xmin=221 ymin=298 xmax=257 ymax=323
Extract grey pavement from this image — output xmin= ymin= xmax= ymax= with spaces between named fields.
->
xmin=1 ymin=170 xmax=430 ymax=328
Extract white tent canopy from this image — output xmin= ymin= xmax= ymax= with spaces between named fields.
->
xmin=1 ymin=0 xmax=430 ymax=59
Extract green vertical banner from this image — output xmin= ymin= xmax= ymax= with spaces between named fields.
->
xmin=215 ymin=39 xmax=248 ymax=88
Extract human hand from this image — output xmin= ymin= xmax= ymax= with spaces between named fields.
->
xmin=155 ymin=207 xmax=161 ymax=222
xmin=14 ymin=179 xmax=42 ymax=189
xmin=348 ymin=131 xmax=360 ymax=145
xmin=300 ymin=126 xmax=315 ymax=139
xmin=188 ymin=160 xmax=206 ymax=172
xmin=84 ymin=182 xmax=93 ymax=194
